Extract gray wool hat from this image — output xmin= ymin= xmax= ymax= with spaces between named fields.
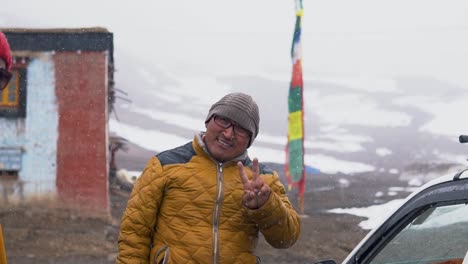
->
xmin=205 ymin=92 xmax=260 ymax=147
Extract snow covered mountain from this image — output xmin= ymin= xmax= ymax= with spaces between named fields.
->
xmin=110 ymin=52 xmax=468 ymax=180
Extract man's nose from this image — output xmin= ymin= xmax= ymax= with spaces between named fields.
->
xmin=222 ymin=125 xmax=235 ymax=139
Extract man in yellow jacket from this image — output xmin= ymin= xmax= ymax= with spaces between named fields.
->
xmin=117 ymin=92 xmax=301 ymax=264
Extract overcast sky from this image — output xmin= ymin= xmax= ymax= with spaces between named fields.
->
xmin=2 ymin=0 xmax=468 ymax=87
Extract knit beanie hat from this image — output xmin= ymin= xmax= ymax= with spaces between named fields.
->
xmin=0 ymin=32 xmax=12 ymax=71
xmin=205 ymin=92 xmax=260 ymax=147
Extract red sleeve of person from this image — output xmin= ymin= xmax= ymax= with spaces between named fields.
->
xmin=0 ymin=32 xmax=13 ymax=91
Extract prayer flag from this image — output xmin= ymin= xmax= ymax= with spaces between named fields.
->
xmin=286 ymin=0 xmax=306 ymax=214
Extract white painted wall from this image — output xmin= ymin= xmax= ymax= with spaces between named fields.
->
xmin=0 ymin=53 xmax=59 ymax=200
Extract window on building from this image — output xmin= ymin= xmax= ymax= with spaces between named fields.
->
xmin=0 ymin=67 xmax=27 ymax=118
xmin=1 ymin=70 xmax=19 ymax=107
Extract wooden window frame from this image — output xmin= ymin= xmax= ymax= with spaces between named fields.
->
xmin=0 ymin=67 xmax=27 ymax=118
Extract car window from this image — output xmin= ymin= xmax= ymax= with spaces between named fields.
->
xmin=369 ymin=203 xmax=468 ymax=264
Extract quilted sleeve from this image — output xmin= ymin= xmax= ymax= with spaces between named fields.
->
xmin=116 ymin=156 xmax=167 ymax=263
xmin=244 ymin=171 xmax=301 ymax=249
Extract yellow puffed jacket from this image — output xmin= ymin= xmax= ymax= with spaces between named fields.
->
xmin=117 ymin=134 xmax=301 ymax=264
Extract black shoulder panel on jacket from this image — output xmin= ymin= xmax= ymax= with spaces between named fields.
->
xmin=156 ymin=142 xmax=196 ymax=166
xmin=244 ymin=157 xmax=274 ymax=175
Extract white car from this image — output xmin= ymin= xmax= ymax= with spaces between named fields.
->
xmin=315 ymin=138 xmax=468 ymax=264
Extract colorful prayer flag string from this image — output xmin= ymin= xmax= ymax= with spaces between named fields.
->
xmin=286 ymin=0 xmax=306 ymax=214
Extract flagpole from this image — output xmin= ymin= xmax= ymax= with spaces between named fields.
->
xmin=297 ymin=0 xmax=305 ymax=216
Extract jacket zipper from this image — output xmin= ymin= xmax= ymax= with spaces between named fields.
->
xmin=212 ymin=162 xmax=224 ymax=264
xmin=153 ymin=245 xmax=170 ymax=264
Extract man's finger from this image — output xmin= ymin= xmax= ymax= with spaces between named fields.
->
xmin=251 ymin=158 xmax=259 ymax=181
xmin=237 ymin=161 xmax=250 ymax=189
xmin=252 ymin=173 xmax=264 ymax=192
xmin=258 ymin=185 xmax=270 ymax=198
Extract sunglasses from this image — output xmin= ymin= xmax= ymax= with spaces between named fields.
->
xmin=212 ymin=115 xmax=251 ymax=138
xmin=0 ymin=69 xmax=12 ymax=91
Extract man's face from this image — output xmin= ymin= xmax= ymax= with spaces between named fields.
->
xmin=0 ymin=58 xmax=11 ymax=91
xmin=204 ymin=116 xmax=251 ymax=162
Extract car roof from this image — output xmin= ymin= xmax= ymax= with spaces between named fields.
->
xmin=342 ymin=167 xmax=468 ymax=264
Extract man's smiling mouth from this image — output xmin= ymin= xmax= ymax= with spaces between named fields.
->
xmin=217 ymin=137 xmax=233 ymax=148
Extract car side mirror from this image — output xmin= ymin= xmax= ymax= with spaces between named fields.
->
xmin=314 ymin=260 xmax=337 ymax=264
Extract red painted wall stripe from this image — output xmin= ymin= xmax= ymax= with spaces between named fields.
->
xmin=54 ymin=51 xmax=109 ymax=213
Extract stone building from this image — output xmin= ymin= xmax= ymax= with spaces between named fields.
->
xmin=0 ymin=28 xmax=114 ymax=216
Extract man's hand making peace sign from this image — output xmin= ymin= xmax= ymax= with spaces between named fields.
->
xmin=238 ymin=158 xmax=271 ymax=209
